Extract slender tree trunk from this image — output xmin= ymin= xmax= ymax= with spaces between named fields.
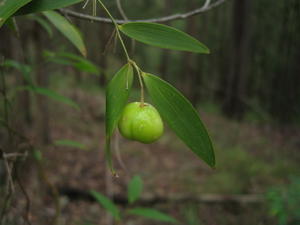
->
xmin=159 ymin=0 xmax=172 ymax=79
xmin=181 ymin=0 xmax=198 ymax=104
xmin=223 ymin=0 xmax=252 ymax=119
xmin=34 ymin=23 xmax=51 ymax=144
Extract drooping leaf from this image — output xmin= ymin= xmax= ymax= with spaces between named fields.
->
xmin=128 ymin=208 xmax=178 ymax=224
xmin=2 ymin=59 xmax=33 ymax=85
xmin=28 ymin=14 xmax=53 ymax=37
xmin=143 ymin=73 xmax=215 ymax=168
xmin=105 ymin=64 xmax=133 ymax=175
xmin=119 ymin=22 xmax=209 ymax=54
xmin=26 ymin=86 xmax=80 ymax=110
xmin=54 ymin=139 xmax=86 ymax=150
xmin=5 ymin=17 xmax=19 ymax=36
xmin=90 ymin=190 xmax=121 ymax=220
xmin=44 ymin=51 xmax=100 ymax=74
xmin=0 ymin=0 xmax=32 ymax=28
xmin=128 ymin=175 xmax=143 ymax=204
xmin=16 ymin=0 xmax=83 ymax=15
xmin=43 ymin=11 xmax=87 ymax=57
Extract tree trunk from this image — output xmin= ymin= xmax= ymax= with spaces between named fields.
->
xmin=223 ymin=0 xmax=252 ymax=119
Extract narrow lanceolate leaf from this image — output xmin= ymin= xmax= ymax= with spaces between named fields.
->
xmin=28 ymin=15 xmax=53 ymax=37
xmin=27 ymin=86 xmax=79 ymax=110
xmin=105 ymin=64 xmax=133 ymax=175
xmin=128 ymin=175 xmax=143 ymax=204
xmin=16 ymin=0 xmax=83 ymax=15
xmin=128 ymin=208 xmax=178 ymax=224
xmin=90 ymin=190 xmax=121 ymax=220
xmin=0 ymin=0 xmax=32 ymax=28
xmin=43 ymin=11 xmax=87 ymax=57
xmin=119 ymin=22 xmax=209 ymax=54
xmin=44 ymin=51 xmax=100 ymax=74
xmin=2 ymin=60 xmax=33 ymax=85
xmin=143 ymin=73 xmax=215 ymax=168
xmin=54 ymin=139 xmax=86 ymax=150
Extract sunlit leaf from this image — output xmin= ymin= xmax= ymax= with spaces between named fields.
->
xmin=16 ymin=0 xmax=83 ymax=15
xmin=43 ymin=10 xmax=87 ymax=57
xmin=119 ymin=22 xmax=209 ymax=54
xmin=128 ymin=208 xmax=178 ymax=224
xmin=90 ymin=190 xmax=121 ymax=220
xmin=143 ymin=73 xmax=215 ymax=167
xmin=0 ymin=0 xmax=31 ymax=28
xmin=54 ymin=139 xmax=86 ymax=150
xmin=105 ymin=64 xmax=133 ymax=175
xmin=128 ymin=175 xmax=143 ymax=204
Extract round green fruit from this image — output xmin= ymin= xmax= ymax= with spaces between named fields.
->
xmin=118 ymin=102 xmax=164 ymax=144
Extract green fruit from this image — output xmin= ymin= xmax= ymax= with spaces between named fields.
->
xmin=118 ymin=102 xmax=164 ymax=144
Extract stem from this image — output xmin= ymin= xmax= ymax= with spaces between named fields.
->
xmin=97 ymin=0 xmax=130 ymax=61
xmin=130 ymin=61 xmax=145 ymax=106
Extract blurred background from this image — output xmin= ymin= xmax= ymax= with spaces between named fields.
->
xmin=0 ymin=0 xmax=300 ymax=224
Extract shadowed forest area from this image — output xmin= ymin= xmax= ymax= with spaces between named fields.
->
xmin=0 ymin=0 xmax=300 ymax=225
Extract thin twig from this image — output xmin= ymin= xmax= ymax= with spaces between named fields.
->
xmin=116 ymin=0 xmax=128 ymax=21
xmin=60 ymin=0 xmax=227 ymax=24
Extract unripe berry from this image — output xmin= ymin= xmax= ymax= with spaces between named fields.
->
xmin=118 ymin=102 xmax=164 ymax=143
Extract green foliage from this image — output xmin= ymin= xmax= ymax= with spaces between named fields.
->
xmin=266 ymin=177 xmax=300 ymax=225
xmin=2 ymin=59 xmax=80 ymax=110
xmin=54 ymin=139 xmax=86 ymax=150
xmin=91 ymin=175 xmax=177 ymax=224
xmin=182 ymin=205 xmax=203 ymax=225
xmin=33 ymin=149 xmax=43 ymax=161
xmin=119 ymin=22 xmax=209 ymax=53
xmin=43 ymin=10 xmax=87 ymax=57
xmin=90 ymin=190 xmax=121 ymax=220
xmin=128 ymin=208 xmax=178 ymax=224
xmin=26 ymin=86 xmax=80 ymax=110
xmin=1 ymin=59 xmax=33 ymax=85
xmin=44 ymin=51 xmax=100 ymax=74
xmin=143 ymin=73 xmax=215 ymax=167
xmin=128 ymin=175 xmax=143 ymax=204
xmin=16 ymin=0 xmax=83 ymax=15
xmin=27 ymin=14 xmax=53 ymax=37
xmin=105 ymin=64 xmax=133 ymax=174
xmin=0 ymin=0 xmax=32 ymax=27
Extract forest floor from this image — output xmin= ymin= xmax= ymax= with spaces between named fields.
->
xmin=12 ymin=79 xmax=300 ymax=225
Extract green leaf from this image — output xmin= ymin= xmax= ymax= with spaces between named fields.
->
xmin=16 ymin=0 xmax=83 ymax=15
xmin=54 ymin=139 xmax=86 ymax=150
xmin=119 ymin=22 xmax=209 ymax=54
xmin=128 ymin=175 xmax=143 ymax=204
xmin=43 ymin=10 xmax=87 ymax=57
xmin=27 ymin=86 xmax=80 ymax=110
xmin=44 ymin=51 xmax=100 ymax=74
xmin=90 ymin=190 xmax=121 ymax=220
xmin=5 ymin=18 xmax=19 ymax=36
xmin=2 ymin=59 xmax=33 ymax=85
xmin=105 ymin=64 xmax=133 ymax=175
xmin=128 ymin=208 xmax=178 ymax=224
xmin=0 ymin=0 xmax=32 ymax=28
xmin=143 ymin=73 xmax=215 ymax=168
xmin=33 ymin=149 xmax=43 ymax=161
xmin=28 ymin=15 xmax=53 ymax=37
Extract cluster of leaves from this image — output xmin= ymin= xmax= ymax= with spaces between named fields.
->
xmin=90 ymin=175 xmax=178 ymax=224
xmin=1 ymin=50 xmax=99 ymax=152
xmin=1 ymin=0 xmax=215 ymax=173
xmin=266 ymin=176 xmax=300 ymax=225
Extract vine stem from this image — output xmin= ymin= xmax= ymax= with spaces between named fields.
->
xmin=97 ymin=0 xmax=130 ymax=61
